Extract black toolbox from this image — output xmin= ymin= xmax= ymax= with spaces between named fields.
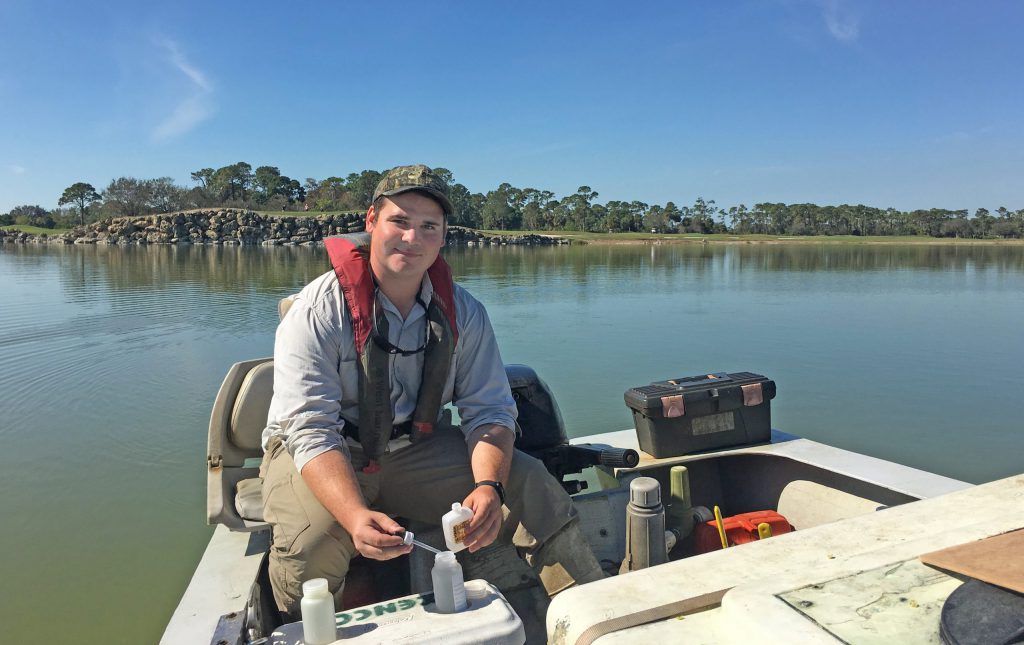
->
xmin=624 ymin=371 xmax=776 ymax=458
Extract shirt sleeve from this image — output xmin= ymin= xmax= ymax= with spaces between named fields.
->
xmin=264 ymin=292 xmax=351 ymax=472
xmin=453 ymin=292 xmax=518 ymax=441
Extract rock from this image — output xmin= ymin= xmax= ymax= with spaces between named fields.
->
xmin=2 ymin=208 xmax=570 ymax=247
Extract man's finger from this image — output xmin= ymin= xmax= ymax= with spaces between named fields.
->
xmin=371 ymin=514 xmax=406 ymax=535
xmin=366 ymin=532 xmax=405 ymax=548
xmin=465 ymin=514 xmax=500 ymax=551
xmin=465 ymin=511 xmax=497 ymax=539
xmin=358 ymin=540 xmax=412 ymax=560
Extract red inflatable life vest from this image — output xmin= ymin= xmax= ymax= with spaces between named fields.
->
xmin=324 ymin=234 xmax=458 ymax=470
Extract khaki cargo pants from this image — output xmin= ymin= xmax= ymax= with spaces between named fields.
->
xmin=261 ymin=426 xmax=579 ymax=617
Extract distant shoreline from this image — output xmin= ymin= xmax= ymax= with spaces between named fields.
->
xmin=574 ymin=235 xmax=1024 ymax=246
xmin=0 ymin=210 xmax=569 ymax=247
xmin=3 ymin=212 xmax=1023 ymax=248
xmin=478 ymin=230 xmax=1024 ymax=246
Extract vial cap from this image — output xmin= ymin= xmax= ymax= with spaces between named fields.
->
xmin=435 ymin=550 xmax=457 ymax=563
xmin=629 ymin=476 xmax=662 ymax=507
xmin=302 ymin=578 xmax=329 ymax=597
xmin=452 ymin=502 xmax=461 ymax=511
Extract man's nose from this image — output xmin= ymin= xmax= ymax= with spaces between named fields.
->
xmin=402 ymin=227 xmax=419 ymax=243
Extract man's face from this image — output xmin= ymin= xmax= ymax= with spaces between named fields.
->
xmin=365 ymin=191 xmax=446 ymax=283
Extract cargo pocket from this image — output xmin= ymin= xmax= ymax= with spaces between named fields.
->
xmin=263 ymin=473 xmax=312 ymax=554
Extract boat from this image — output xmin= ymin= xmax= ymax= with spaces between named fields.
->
xmin=163 ymin=343 xmax=1024 ymax=644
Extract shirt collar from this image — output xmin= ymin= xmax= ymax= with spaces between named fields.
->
xmin=375 ymin=274 xmax=435 ymax=322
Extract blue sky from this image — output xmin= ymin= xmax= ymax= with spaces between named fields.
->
xmin=2 ymin=0 xmax=1022 ymax=214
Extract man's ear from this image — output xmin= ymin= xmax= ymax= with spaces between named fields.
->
xmin=365 ymin=205 xmax=377 ymax=232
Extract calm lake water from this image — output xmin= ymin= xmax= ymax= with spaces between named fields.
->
xmin=1 ymin=242 xmax=1022 ymax=643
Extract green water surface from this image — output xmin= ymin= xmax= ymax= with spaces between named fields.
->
xmin=0 ymin=242 xmax=1022 ymax=643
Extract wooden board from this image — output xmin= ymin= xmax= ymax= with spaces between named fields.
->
xmin=920 ymin=529 xmax=1024 ymax=593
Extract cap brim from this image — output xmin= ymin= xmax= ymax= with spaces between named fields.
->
xmin=379 ymin=186 xmax=453 ymax=217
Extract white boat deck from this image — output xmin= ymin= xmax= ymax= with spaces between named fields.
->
xmin=547 ymin=472 xmax=1024 ymax=644
xmin=161 ymin=527 xmax=268 ymax=645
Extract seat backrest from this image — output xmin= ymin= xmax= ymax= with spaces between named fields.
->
xmin=208 ymin=357 xmax=274 ymax=531
xmin=229 ymin=361 xmax=274 ymax=453
xmin=278 ymin=296 xmax=295 ymax=320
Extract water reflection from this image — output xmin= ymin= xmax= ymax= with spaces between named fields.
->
xmin=4 ymin=242 xmax=1020 ymax=300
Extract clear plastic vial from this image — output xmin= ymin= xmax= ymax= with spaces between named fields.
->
xmin=431 ymin=551 xmax=468 ymax=613
xmin=300 ymin=578 xmax=338 ymax=644
xmin=441 ymin=502 xmax=474 ymax=552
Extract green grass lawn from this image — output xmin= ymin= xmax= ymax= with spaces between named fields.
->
xmin=475 ymin=229 xmax=1024 ymax=245
xmin=1 ymin=224 xmax=73 ymax=235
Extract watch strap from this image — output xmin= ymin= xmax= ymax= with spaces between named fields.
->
xmin=475 ymin=480 xmax=505 ymax=505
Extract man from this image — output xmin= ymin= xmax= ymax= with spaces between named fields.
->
xmin=261 ymin=164 xmax=602 ymax=618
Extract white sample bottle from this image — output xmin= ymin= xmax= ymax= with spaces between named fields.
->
xmin=431 ymin=551 xmax=468 ymax=613
xmin=441 ymin=502 xmax=474 ymax=552
xmin=300 ymin=578 xmax=338 ymax=644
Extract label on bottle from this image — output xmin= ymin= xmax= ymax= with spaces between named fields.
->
xmin=452 ymin=519 xmax=470 ymax=544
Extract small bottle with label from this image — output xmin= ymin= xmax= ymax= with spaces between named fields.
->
xmin=441 ymin=502 xmax=474 ymax=552
xmin=431 ymin=551 xmax=468 ymax=613
xmin=300 ymin=578 xmax=338 ymax=644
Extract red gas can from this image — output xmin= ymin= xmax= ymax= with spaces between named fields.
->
xmin=693 ymin=510 xmax=793 ymax=554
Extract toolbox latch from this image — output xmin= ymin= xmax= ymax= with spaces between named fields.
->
xmin=661 ymin=394 xmax=685 ymax=418
xmin=741 ymin=383 xmax=764 ymax=407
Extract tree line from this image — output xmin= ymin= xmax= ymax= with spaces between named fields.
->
xmin=3 ymin=163 xmax=1023 ymax=239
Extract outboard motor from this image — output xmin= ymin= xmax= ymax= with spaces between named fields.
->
xmin=506 ymin=364 xmax=639 ymax=493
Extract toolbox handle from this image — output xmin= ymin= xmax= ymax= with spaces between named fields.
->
xmin=665 ymin=372 xmax=733 ymax=387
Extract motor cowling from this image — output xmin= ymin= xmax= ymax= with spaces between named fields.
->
xmin=506 ymin=364 xmax=568 ymax=452
xmin=506 ymin=364 xmax=639 ymax=494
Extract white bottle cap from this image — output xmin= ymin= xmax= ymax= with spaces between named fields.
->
xmin=465 ymin=580 xmax=488 ymax=601
xmin=435 ymin=550 xmax=457 ymax=563
xmin=302 ymin=578 xmax=329 ymax=597
xmin=452 ymin=502 xmax=461 ymax=511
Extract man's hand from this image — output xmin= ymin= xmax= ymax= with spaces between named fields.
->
xmin=302 ymin=450 xmax=411 ymax=560
xmin=345 ymin=509 xmax=413 ymax=560
xmin=461 ymin=484 xmax=503 ymax=552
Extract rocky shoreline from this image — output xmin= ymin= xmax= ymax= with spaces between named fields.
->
xmin=0 ymin=208 xmax=570 ymax=247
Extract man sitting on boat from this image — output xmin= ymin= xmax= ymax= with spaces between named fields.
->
xmin=260 ymin=164 xmax=604 ymax=618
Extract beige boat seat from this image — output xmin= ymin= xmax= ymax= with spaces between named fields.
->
xmin=207 ymin=357 xmax=274 ymax=531
xmin=207 ymin=297 xmax=298 ymax=531
xmin=278 ymin=295 xmax=295 ymax=320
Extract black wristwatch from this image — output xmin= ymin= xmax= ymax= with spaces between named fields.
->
xmin=475 ymin=480 xmax=506 ymax=505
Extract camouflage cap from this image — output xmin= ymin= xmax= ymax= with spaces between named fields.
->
xmin=372 ymin=164 xmax=454 ymax=217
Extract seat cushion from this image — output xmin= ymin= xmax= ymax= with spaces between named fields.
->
xmin=235 ymin=477 xmax=265 ymax=522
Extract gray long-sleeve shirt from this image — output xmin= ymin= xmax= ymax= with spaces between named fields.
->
xmin=262 ymin=269 xmax=517 ymax=473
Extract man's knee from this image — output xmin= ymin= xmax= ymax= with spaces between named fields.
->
xmin=262 ymin=448 xmax=357 ymax=616
xmin=509 ymin=449 xmax=560 ymax=493
xmin=507 ymin=450 xmax=577 ymax=542
xmin=269 ymin=523 xmax=354 ymax=618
